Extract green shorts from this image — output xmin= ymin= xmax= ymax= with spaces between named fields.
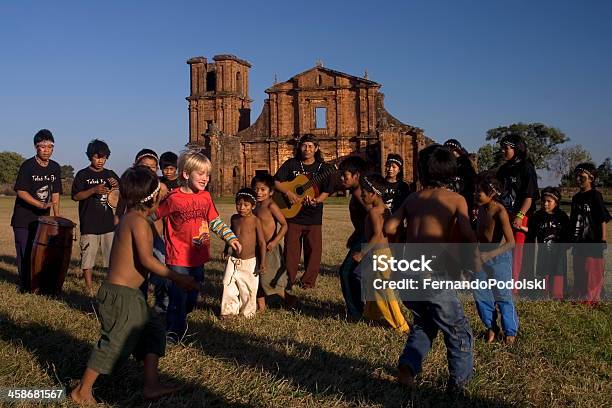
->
xmin=87 ymin=282 xmax=165 ymax=375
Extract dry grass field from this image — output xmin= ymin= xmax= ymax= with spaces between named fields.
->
xmin=0 ymin=196 xmax=610 ymax=407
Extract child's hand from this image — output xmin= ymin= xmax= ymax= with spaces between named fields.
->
xmin=257 ymin=265 xmax=265 ymax=276
xmin=174 ymin=274 xmax=200 ymax=292
xmin=352 ymin=252 xmax=362 ymax=262
xmin=108 ymin=177 xmax=119 ymax=188
xmin=230 ymin=239 xmax=242 ymax=255
xmin=266 ymin=241 xmax=277 ymax=252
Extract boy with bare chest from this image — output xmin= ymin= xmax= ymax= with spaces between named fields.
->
xmin=472 ymin=173 xmax=517 ymax=345
xmin=384 ymin=145 xmax=480 ymax=393
xmin=252 ymin=175 xmax=290 ymax=311
xmin=221 ymin=188 xmax=266 ymax=318
xmin=352 ymin=174 xmax=408 ymax=332
xmin=71 ymin=166 xmax=199 ymax=405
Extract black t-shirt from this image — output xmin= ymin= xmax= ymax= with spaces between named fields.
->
xmin=528 ymin=209 xmax=571 ymax=244
xmin=11 ymin=157 xmax=63 ymax=228
xmin=570 ymin=189 xmax=611 ymax=243
xmin=274 ymin=158 xmax=335 ymax=225
xmin=496 ymin=158 xmax=539 ymax=214
xmin=72 ymin=167 xmax=119 ymax=234
xmin=384 ymin=181 xmax=412 ymax=214
xmin=160 ymin=176 xmax=180 ymax=191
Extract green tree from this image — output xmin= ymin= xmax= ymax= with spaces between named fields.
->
xmin=551 ymin=145 xmax=592 ymax=187
xmin=60 ymin=164 xmax=75 ymax=179
xmin=476 ymin=143 xmax=501 ymax=172
xmin=0 ymin=151 xmax=25 ymax=184
xmin=485 ymin=122 xmax=569 ymax=170
xmin=597 ymin=158 xmax=612 ymax=187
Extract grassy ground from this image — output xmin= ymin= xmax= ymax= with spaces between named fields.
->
xmin=0 ymin=196 xmax=610 ymax=407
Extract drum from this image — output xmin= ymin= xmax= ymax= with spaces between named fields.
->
xmin=107 ymin=188 xmax=120 ymax=210
xmin=30 ymin=216 xmax=76 ymax=295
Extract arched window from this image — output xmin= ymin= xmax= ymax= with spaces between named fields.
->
xmin=316 ymin=74 xmax=322 ymax=86
xmin=236 ymin=71 xmax=242 ymax=95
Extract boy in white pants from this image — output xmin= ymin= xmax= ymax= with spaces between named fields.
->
xmin=221 ymin=188 xmax=266 ymax=318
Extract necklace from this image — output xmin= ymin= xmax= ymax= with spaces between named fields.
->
xmin=35 ymin=156 xmax=49 ymax=167
xmin=300 ymin=160 xmax=322 ymax=175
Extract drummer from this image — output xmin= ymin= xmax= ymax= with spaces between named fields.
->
xmin=11 ymin=129 xmax=63 ymax=292
xmin=72 ymin=139 xmax=119 ymax=295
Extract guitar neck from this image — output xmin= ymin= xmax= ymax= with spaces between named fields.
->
xmin=302 ymin=164 xmax=336 ymax=191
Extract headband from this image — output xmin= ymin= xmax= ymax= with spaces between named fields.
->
xmin=386 ymin=158 xmax=403 ymax=167
xmin=574 ymin=166 xmax=594 ymax=180
xmin=135 ymin=153 xmax=159 ymax=165
xmin=542 ymin=191 xmax=560 ymax=202
xmin=444 ymin=141 xmax=462 ymax=151
xmin=140 ymin=181 xmax=161 ymax=203
xmin=501 ymin=140 xmax=516 ymax=148
xmin=36 ymin=142 xmax=54 ymax=147
xmin=236 ymin=191 xmax=256 ymax=203
xmin=362 ymin=176 xmax=383 ymax=196
xmin=488 ymin=183 xmax=500 ymax=197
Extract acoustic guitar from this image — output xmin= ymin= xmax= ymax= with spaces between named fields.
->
xmin=272 ymin=163 xmax=338 ymax=219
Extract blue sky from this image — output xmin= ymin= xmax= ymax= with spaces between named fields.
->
xmin=1 ymin=0 xmax=610 ymax=184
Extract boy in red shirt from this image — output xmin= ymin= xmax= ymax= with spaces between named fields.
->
xmin=154 ymin=150 xmax=241 ymax=342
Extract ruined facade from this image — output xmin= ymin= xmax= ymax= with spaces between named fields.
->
xmin=187 ymin=54 xmax=431 ymax=196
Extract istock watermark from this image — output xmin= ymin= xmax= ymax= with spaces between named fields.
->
xmin=359 ymin=243 xmax=610 ymax=302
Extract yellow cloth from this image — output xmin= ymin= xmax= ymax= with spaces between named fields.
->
xmin=362 ymin=247 xmax=409 ymax=333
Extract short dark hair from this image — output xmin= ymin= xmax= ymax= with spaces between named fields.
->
xmin=541 ymin=186 xmax=561 ymax=203
xmin=360 ymin=173 xmax=387 ymax=196
xmin=160 ymin=151 xmax=178 ymax=169
xmin=339 ymin=156 xmax=367 ymax=176
xmin=475 ymin=171 xmax=501 ymax=198
xmin=235 ymin=187 xmax=257 ymax=205
xmin=86 ymin=139 xmax=111 ymax=159
xmin=119 ymin=165 xmax=160 ymax=211
xmin=574 ymin=162 xmax=597 ymax=181
xmin=134 ymin=149 xmax=159 ymax=165
xmin=33 ymin=129 xmax=54 ymax=145
xmin=500 ymin=134 xmax=528 ymax=161
xmin=418 ymin=144 xmax=457 ymax=187
xmin=251 ymin=174 xmax=275 ymax=190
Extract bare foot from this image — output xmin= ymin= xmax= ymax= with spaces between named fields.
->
xmin=71 ymin=386 xmax=97 ymax=405
xmin=505 ymin=335 xmax=516 ymax=346
xmin=486 ymin=328 xmax=496 ymax=343
xmin=257 ymin=298 xmax=266 ymax=313
xmin=143 ymin=383 xmax=180 ymax=401
xmin=397 ymin=364 xmax=415 ymax=387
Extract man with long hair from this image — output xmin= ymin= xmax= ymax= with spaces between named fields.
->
xmin=274 ymin=134 xmax=335 ymax=291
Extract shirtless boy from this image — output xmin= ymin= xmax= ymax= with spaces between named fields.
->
xmin=385 ymin=144 xmax=480 ymax=393
xmin=473 ymin=172 xmax=517 ymax=344
xmin=71 ymin=166 xmax=199 ymax=405
xmin=251 ymin=174 xmax=290 ymax=311
xmin=221 ymin=188 xmax=266 ymax=318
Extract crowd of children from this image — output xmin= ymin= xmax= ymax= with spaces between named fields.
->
xmin=8 ymin=129 xmax=610 ymax=403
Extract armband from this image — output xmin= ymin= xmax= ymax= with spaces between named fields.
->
xmin=209 ymin=217 xmax=238 ymax=244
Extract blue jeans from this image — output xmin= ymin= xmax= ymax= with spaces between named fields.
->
xmin=399 ymin=289 xmax=474 ymax=388
xmin=166 ymin=265 xmax=203 ymax=341
xmin=339 ymin=235 xmax=366 ymax=318
xmin=472 ymin=252 xmax=519 ymax=336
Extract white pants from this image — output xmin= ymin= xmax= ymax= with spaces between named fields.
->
xmin=221 ymin=256 xmax=259 ymax=318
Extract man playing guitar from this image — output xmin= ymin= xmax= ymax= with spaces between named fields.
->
xmin=274 ymin=134 xmax=335 ymax=290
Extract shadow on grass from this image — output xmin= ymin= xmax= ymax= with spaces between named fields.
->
xmin=190 ymin=319 xmax=513 ymax=408
xmin=0 ymin=311 xmax=250 ymax=407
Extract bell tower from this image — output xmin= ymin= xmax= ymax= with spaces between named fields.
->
xmin=187 ymin=54 xmax=252 ymax=145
